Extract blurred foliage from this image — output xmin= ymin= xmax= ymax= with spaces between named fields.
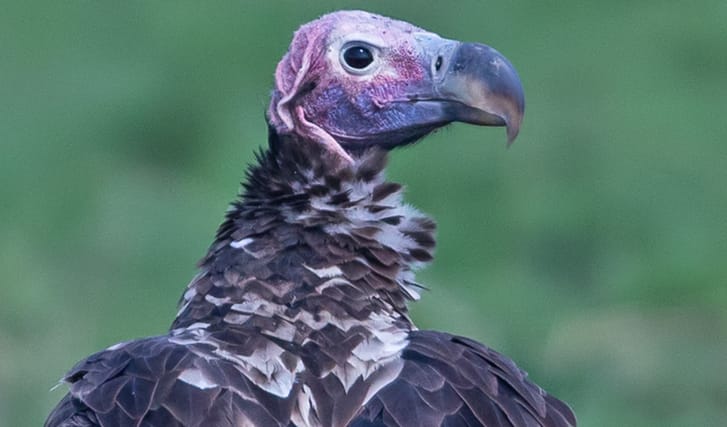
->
xmin=1 ymin=1 xmax=726 ymax=426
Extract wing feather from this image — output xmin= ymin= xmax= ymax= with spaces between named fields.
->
xmin=45 ymin=335 xmax=293 ymax=427
xmin=351 ymin=330 xmax=576 ymax=427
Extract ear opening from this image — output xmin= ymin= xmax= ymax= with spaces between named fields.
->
xmin=267 ymin=19 xmax=353 ymax=167
xmin=273 ymin=53 xmax=313 ymax=132
xmin=269 ymin=21 xmax=329 ymax=133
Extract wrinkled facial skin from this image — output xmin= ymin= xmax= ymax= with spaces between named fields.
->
xmin=299 ymin=19 xmax=447 ymax=149
xmin=270 ymin=11 xmax=525 ymax=152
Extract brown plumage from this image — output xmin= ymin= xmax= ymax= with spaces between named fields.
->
xmin=46 ymin=10 xmax=575 ymax=427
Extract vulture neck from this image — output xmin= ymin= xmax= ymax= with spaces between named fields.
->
xmin=172 ymin=128 xmax=436 ymax=336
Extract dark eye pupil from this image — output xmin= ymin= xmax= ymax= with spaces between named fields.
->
xmin=343 ymin=46 xmax=374 ymax=69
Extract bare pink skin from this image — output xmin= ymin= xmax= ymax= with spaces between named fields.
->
xmin=267 ymin=10 xmax=525 ymax=166
xmin=268 ymin=11 xmax=436 ymax=165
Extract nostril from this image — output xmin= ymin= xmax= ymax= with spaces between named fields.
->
xmin=434 ymin=56 xmax=443 ymax=71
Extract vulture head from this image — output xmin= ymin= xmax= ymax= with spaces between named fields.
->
xmin=268 ymin=10 xmax=525 ymax=163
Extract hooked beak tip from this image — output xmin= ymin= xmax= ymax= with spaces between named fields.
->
xmin=506 ymin=114 xmax=523 ymax=146
xmin=435 ymin=42 xmax=525 ymax=144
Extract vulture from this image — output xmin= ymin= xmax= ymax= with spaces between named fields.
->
xmin=46 ymin=10 xmax=576 ymax=427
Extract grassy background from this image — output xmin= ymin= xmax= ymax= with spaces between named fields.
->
xmin=2 ymin=1 xmax=726 ymax=426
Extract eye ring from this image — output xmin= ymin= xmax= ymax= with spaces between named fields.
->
xmin=340 ymin=43 xmax=377 ymax=74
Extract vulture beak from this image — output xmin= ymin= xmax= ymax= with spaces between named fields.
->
xmin=419 ymin=38 xmax=525 ymax=144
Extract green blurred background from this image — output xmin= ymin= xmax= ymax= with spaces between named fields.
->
xmin=2 ymin=1 xmax=726 ymax=426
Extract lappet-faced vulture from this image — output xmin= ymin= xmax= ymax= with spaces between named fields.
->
xmin=46 ymin=10 xmax=576 ymax=427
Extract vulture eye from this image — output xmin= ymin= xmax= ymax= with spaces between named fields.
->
xmin=341 ymin=45 xmax=375 ymax=73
